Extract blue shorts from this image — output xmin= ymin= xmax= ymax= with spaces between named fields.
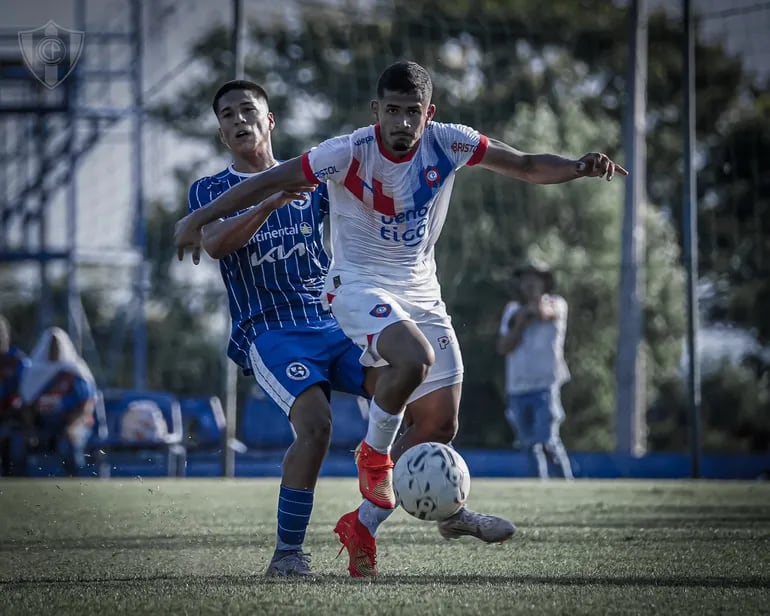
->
xmin=505 ymin=387 xmax=564 ymax=448
xmin=248 ymin=325 xmax=366 ymax=415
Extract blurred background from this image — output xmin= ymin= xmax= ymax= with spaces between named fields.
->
xmin=0 ymin=0 xmax=768 ymax=477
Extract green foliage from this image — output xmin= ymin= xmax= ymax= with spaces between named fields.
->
xmin=649 ymin=359 xmax=770 ymax=452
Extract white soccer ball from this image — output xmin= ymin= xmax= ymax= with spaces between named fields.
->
xmin=393 ymin=442 xmax=471 ymax=521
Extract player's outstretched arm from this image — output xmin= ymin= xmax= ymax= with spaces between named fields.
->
xmin=477 ymin=138 xmax=628 ymax=185
xmin=175 ymin=156 xmax=314 ymax=262
xmin=201 ymin=190 xmax=311 ymax=260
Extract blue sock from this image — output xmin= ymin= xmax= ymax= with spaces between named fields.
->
xmin=276 ymin=485 xmax=314 ymax=551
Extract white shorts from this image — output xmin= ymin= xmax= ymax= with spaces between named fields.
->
xmin=327 ymin=283 xmax=463 ymax=403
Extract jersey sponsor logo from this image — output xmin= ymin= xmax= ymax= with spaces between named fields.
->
xmin=354 ymin=135 xmax=374 ymax=146
xmin=437 ymin=334 xmax=455 ymax=350
xmin=251 ymin=242 xmax=307 ymax=266
xmin=253 ymin=224 xmax=301 ymax=242
xmin=451 ymin=141 xmax=477 ymax=153
xmin=286 ymin=362 xmax=309 ymax=380
xmin=315 ymin=165 xmax=339 ymax=179
xmin=379 ymin=203 xmax=429 ymax=247
xmin=369 ymin=303 xmax=392 ymax=318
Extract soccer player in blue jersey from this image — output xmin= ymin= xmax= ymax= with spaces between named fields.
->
xmin=177 ymin=63 xmax=626 ymax=578
xmin=188 ymin=80 xmax=374 ymax=577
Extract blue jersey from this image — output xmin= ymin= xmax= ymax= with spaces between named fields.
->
xmin=188 ymin=164 xmax=337 ymax=371
xmin=0 ymin=347 xmax=28 ymax=413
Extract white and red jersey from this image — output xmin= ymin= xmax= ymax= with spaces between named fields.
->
xmin=301 ymin=122 xmax=488 ymax=302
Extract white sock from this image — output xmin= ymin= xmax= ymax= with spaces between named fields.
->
xmin=365 ymin=399 xmax=404 ymax=454
xmin=358 ymin=499 xmax=395 ymax=537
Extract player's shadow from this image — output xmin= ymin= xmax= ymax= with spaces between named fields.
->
xmin=3 ymin=573 xmax=769 ymax=590
xmin=379 ymin=574 xmax=770 ymax=589
xmin=0 ymin=532 xmax=270 ymax=552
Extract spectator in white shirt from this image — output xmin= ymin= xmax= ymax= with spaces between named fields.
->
xmin=497 ymin=261 xmax=573 ymax=479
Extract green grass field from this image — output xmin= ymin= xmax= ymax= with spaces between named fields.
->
xmin=1 ymin=478 xmax=769 ymax=615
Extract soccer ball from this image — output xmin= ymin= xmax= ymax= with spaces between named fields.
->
xmin=393 ymin=442 xmax=471 ymax=521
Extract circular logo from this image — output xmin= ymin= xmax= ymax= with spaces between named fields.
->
xmin=290 ymin=198 xmax=311 ymax=211
xmin=37 ymin=37 xmax=66 ymax=65
xmin=286 ymin=362 xmax=309 ymax=380
xmin=424 ymin=166 xmax=441 ymax=187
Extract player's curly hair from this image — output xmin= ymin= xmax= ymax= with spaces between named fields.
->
xmin=212 ymin=80 xmax=269 ymax=115
xmin=376 ymin=61 xmax=433 ymax=103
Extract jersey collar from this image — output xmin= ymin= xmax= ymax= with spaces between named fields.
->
xmin=375 ymin=124 xmax=419 ymax=164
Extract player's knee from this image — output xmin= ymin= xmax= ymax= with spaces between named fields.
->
xmin=414 ymin=414 xmax=458 ymax=444
xmin=289 ymin=392 xmax=332 ymax=448
xmin=292 ymin=411 xmax=332 ymax=447
xmin=391 ymin=358 xmax=433 ymax=392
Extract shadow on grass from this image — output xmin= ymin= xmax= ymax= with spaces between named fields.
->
xmin=2 ymin=573 xmax=769 ymax=590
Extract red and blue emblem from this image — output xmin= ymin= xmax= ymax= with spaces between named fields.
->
xmin=424 ymin=166 xmax=441 ymax=188
xmin=369 ymin=303 xmax=392 ymax=318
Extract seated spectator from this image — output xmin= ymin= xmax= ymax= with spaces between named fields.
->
xmin=0 ymin=315 xmax=30 ymax=476
xmin=120 ymin=400 xmax=171 ymax=444
xmin=18 ymin=327 xmax=97 ymax=476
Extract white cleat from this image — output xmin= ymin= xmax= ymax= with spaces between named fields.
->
xmin=437 ymin=507 xmax=516 ymax=543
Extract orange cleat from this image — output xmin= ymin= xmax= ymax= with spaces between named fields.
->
xmin=354 ymin=441 xmax=396 ymax=509
xmin=334 ymin=509 xmax=377 ymax=578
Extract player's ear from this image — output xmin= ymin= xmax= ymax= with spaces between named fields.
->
xmin=426 ymin=104 xmax=436 ymax=123
xmin=370 ymin=100 xmax=379 ymax=122
xmin=267 ymin=111 xmax=275 ymax=131
xmin=218 ymin=127 xmax=230 ymax=150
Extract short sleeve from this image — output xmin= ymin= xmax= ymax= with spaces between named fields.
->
xmin=499 ymin=302 xmax=521 ymax=336
xmin=431 ymin=122 xmax=489 ymax=169
xmin=302 ymin=135 xmax=353 ymax=184
xmin=188 ymin=178 xmax=213 ymax=213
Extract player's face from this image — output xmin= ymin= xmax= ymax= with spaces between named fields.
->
xmin=216 ymin=90 xmax=274 ymax=155
xmin=372 ymin=89 xmax=435 ymax=156
xmin=519 ymin=273 xmax=545 ymax=301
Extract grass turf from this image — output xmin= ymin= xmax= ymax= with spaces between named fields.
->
xmin=0 ymin=478 xmax=768 ymax=615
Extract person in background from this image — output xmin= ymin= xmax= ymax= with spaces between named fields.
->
xmin=497 ymin=261 xmax=574 ymax=480
xmin=0 ymin=315 xmax=30 ymax=476
xmin=17 ymin=327 xmax=97 ymax=476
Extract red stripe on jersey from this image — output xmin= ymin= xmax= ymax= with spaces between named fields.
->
xmin=467 ymin=134 xmax=489 ymax=166
xmin=343 ymin=157 xmax=365 ymax=201
xmin=326 ymin=292 xmax=335 ymax=305
xmin=372 ymin=177 xmax=396 ymax=216
xmin=366 ymin=333 xmax=375 ymax=348
xmin=301 ymin=152 xmax=321 ymax=184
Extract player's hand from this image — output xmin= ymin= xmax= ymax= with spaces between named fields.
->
xmin=262 ymin=188 xmax=316 ymax=212
xmin=174 ymin=212 xmax=203 ymax=264
xmin=576 ymin=153 xmax=628 ymax=181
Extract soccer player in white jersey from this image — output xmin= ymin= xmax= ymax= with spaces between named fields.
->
xmin=175 ymin=62 xmax=627 ymax=577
